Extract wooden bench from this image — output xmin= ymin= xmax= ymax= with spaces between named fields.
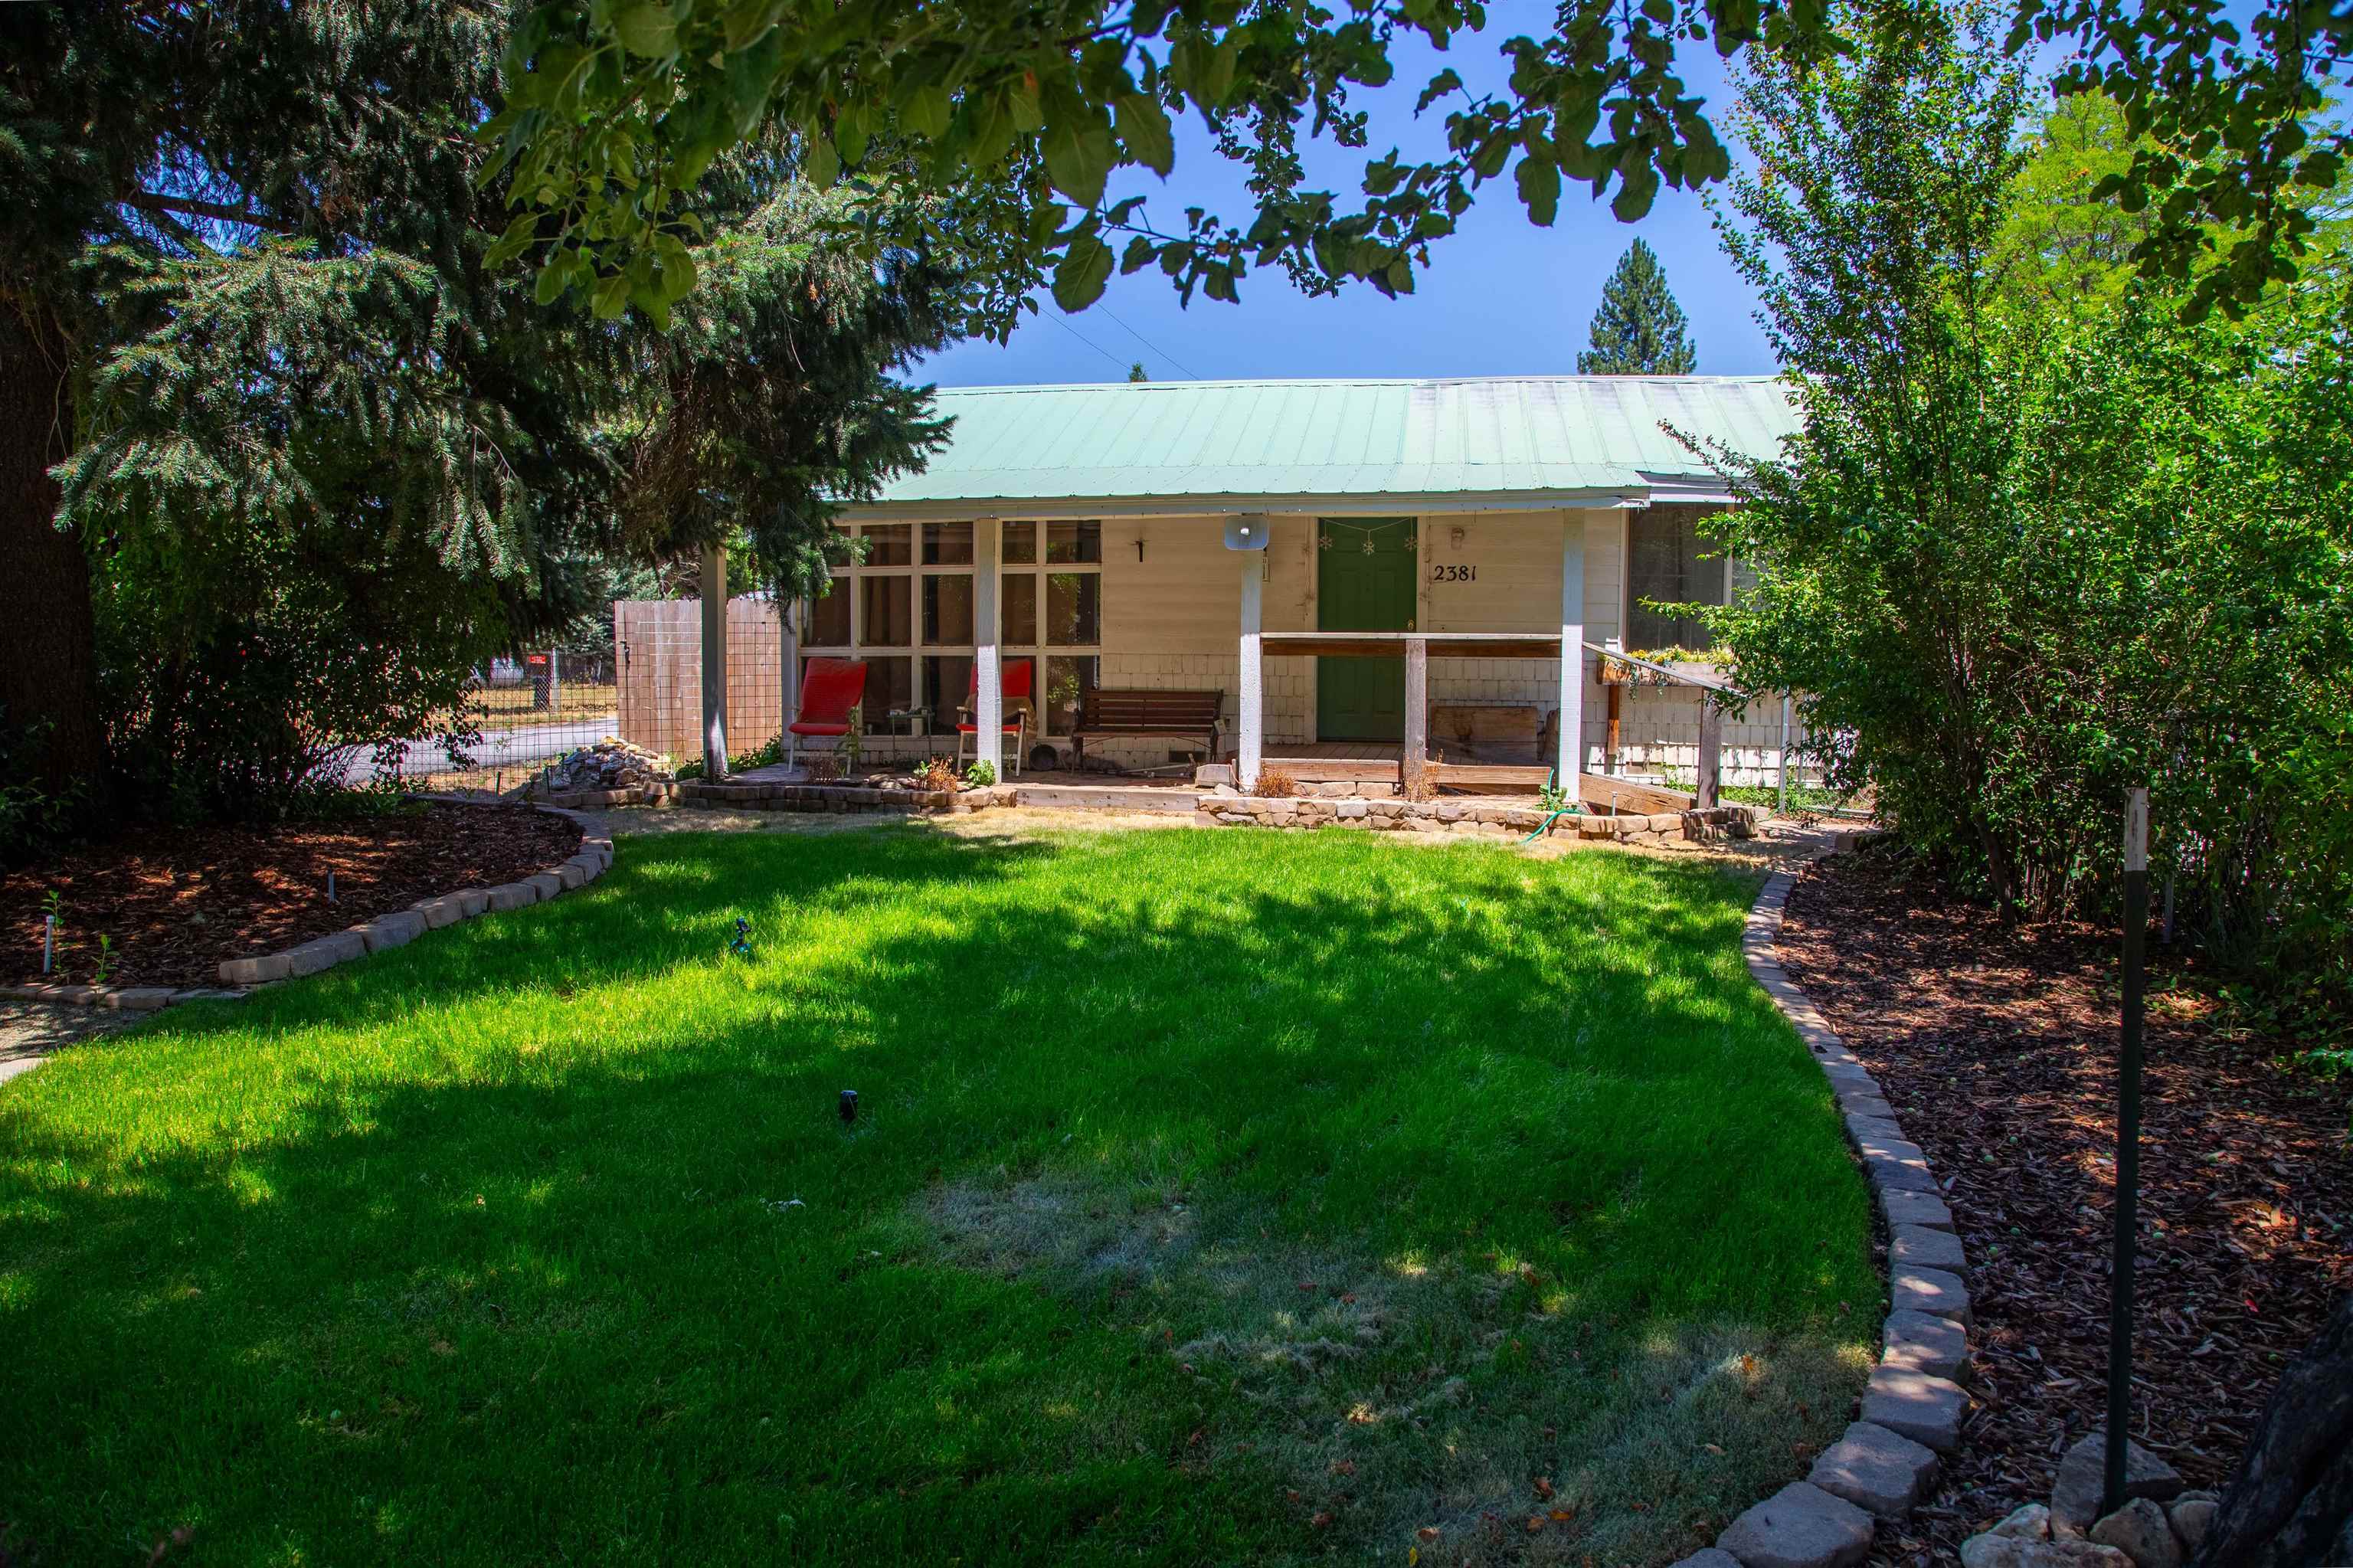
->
xmin=1071 ymin=688 xmax=1225 ymax=768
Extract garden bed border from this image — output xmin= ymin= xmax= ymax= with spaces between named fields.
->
xmin=1673 ymin=825 xmax=1975 ymax=1568
xmin=2 ymin=804 xmax=610 ymax=1012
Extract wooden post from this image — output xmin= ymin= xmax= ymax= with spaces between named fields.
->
xmin=974 ymin=518 xmax=1002 ymax=777
xmin=700 ymin=540 xmax=728 ymax=778
xmin=1559 ymin=515 xmax=1586 ymax=788
xmin=1402 ymin=636 xmax=1428 ymax=796
xmin=1238 ymin=552 xmax=1263 ymax=791
xmin=1696 ymin=696 xmax=1721 ymax=810
xmin=780 ymin=593 xmax=799 ymax=751
xmin=1606 ymin=684 xmax=1622 ymax=775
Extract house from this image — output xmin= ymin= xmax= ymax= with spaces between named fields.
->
xmin=623 ymin=375 xmax=1811 ymax=794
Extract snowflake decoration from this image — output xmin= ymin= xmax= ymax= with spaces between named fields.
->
xmin=1317 ymin=532 xmax=1334 ymax=550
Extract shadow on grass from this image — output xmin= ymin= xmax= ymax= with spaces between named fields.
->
xmin=0 ymin=825 xmax=1876 ymax=1566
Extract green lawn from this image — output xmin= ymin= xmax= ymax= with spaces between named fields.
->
xmin=0 ymin=825 xmax=1876 ymax=1566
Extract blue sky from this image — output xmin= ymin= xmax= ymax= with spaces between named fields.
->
xmin=914 ymin=5 xmax=1775 ymax=387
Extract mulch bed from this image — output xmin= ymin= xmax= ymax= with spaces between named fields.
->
xmin=1777 ymin=844 xmax=2351 ymax=1566
xmin=3 ymin=804 xmax=581 ymax=992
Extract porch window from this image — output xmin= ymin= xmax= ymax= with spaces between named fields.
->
xmin=860 ymin=574 xmax=912 ymax=647
xmin=800 ymin=518 xmax=1102 ymax=742
xmin=1625 ymin=503 xmax=1731 ymax=653
xmin=807 ymin=577 xmax=851 ymax=646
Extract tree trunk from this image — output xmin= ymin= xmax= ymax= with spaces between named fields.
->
xmin=0 ymin=295 xmax=107 ymax=811
xmin=2195 ymin=1291 xmax=2353 ymax=1568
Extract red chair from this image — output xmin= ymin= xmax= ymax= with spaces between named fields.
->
xmin=787 ymin=657 xmax=869 ymax=769
xmin=957 ymin=658 xmax=1033 ymax=777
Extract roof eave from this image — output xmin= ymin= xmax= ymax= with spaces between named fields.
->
xmin=835 ymin=487 xmax=1653 ymax=522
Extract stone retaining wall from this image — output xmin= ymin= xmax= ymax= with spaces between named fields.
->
xmin=673 ymin=780 xmax=967 ymax=813
xmin=1195 ymin=796 xmax=1759 ymax=846
xmin=1670 ymin=828 xmax=1973 ymax=1568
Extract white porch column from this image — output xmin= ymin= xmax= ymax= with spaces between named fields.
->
xmin=700 ymin=539 xmax=729 ymax=778
xmin=1238 ymin=552 xmax=1264 ymax=790
xmin=1558 ymin=513 xmax=1586 ymax=787
xmin=974 ymin=518 xmax=1002 ymax=777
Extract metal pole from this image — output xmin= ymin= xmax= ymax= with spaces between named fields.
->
xmin=548 ymin=648 xmax=561 ymax=719
xmin=2105 ymin=787 xmax=2149 ymax=1517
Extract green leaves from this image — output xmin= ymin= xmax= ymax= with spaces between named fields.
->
xmin=1114 ymin=92 xmax=1175 ymax=177
xmin=1052 ymin=228 xmax=1114 ymax=309
xmin=611 ymin=0 xmax=679 ymax=58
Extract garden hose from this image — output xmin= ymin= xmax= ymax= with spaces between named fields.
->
xmin=1520 ymin=768 xmax=1577 ymax=845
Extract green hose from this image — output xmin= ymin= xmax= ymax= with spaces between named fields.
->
xmin=1520 ymin=768 xmax=1579 ymax=845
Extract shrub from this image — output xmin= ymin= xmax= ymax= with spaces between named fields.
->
xmin=1251 ymin=765 xmax=1297 ymax=798
xmin=914 ymin=756 xmax=957 ymax=791
xmin=963 ymin=760 xmax=996 ymax=787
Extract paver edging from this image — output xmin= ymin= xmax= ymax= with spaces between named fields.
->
xmin=1676 ymin=828 xmax=1972 ymax=1568
xmin=2 ymin=804 xmax=610 ymax=1015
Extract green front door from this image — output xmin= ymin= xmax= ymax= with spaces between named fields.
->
xmin=1316 ymin=518 xmax=1418 ymax=741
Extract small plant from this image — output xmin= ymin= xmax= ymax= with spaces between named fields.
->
xmin=836 ymin=706 xmax=865 ymax=777
xmin=914 ymin=755 xmax=957 ymax=792
xmin=90 ymin=933 xmax=116 ymax=988
xmin=1538 ymin=780 xmax=1581 ymax=815
xmin=1250 ymin=765 xmax=1297 ymax=798
xmin=964 ymin=759 xmax=997 ymax=787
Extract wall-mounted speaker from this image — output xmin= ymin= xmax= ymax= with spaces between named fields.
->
xmin=1223 ymin=514 xmax=1271 ymax=551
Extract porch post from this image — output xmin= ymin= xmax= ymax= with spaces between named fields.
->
xmin=1402 ymin=636 xmax=1428 ymax=794
xmin=1558 ymin=514 xmax=1586 ymax=787
xmin=974 ymin=517 xmax=1002 ymax=777
xmin=700 ymin=539 xmax=729 ymax=778
xmin=1238 ymin=552 xmax=1263 ymax=790
xmin=779 ymin=591 xmax=800 ymax=762
xmin=1697 ymin=696 xmax=1723 ymax=810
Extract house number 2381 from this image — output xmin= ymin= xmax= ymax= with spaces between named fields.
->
xmin=1430 ymin=564 xmax=1477 ymax=583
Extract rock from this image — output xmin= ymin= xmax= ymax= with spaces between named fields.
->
xmin=2089 ymin=1499 xmax=2180 ymax=1568
xmin=1880 ymin=1187 xmax=1957 ymax=1233
xmin=538 ymin=738 xmax=672 ymax=796
xmin=1959 ymin=1534 xmax=2134 ymax=1568
xmin=1716 ymin=1481 xmax=1875 ymax=1568
xmin=2165 ymin=1494 xmax=2217 ymax=1555
xmin=1809 ymin=1421 xmax=1941 ymax=1517
xmin=1891 ymin=1223 xmax=1968 ymax=1275
xmin=1882 ymin=1308 xmax=1972 ymax=1382
xmin=2050 ymin=1434 xmax=2184 ymax=1533
xmin=1992 ymin=1504 xmax=2054 ymax=1540
xmin=220 ymin=951 xmax=294 ymax=986
xmin=1670 ymin=1552 xmax=1745 ymax=1568
xmin=1889 ymin=1265 xmax=1972 ymax=1326
xmin=284 ymin=930 xmax=366 ymax=977
xmin=1858 ymin=1364 xmax=1969 ymax=1451
xmin=359 ymin=911 xmax=426 ymax=952
xmin=486 ymin=882 xmax=539 ymax=912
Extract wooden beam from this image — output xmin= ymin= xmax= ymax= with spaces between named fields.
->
xmin=1402 ymin=637 xmax=1428 ymax=795
xmin=1259 ymin=634 xmax=1563 ymax=660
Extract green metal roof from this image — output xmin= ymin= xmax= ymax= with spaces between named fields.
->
xmin=853 ymin=375 xmax=1796 ymax=516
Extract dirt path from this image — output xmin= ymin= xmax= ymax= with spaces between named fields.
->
xmin=0 ymin=1000 xmax=141 ymax=1085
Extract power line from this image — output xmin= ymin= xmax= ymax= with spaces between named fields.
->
xmin=1094 ymin=304 xmax=1206 ymax=381
xmin=1040 ymin=308 xmax=1133 ymax=377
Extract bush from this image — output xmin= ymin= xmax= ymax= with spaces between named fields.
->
xmin=1710 ymin=4 xmax=2353 ymax=1034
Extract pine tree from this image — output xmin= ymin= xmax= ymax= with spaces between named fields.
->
xmin=1 ymin=2 xmax=951 ymax=827
xmin=1577 ymin=239 xmax=1698 ymax=375
xmin=1128 ymin=362 xmax=1150 ymax=381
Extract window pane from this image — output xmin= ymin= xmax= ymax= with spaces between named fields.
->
xmin=860 ymin=524 xmax=911 ymax=566
xmin=1001 ymin=522 xmax=1036 ymax=564
xmin=1045 ymin=656 xmax=1098 ymax=738
xmin=1625 ymin=504 xmax=1728 ymax=652
xmin=1046 ymin=520 xmax=1101 ymax=563
xmin=1046 ymin=571 xmax=1099 ymax=645
xmin=860 ymin=575 xmax=911 ymax=645
xmin=923 ymin=573 xmax=974 ymax=645
xmin=805 ymin=579 xmax=850 ymax=646
xmin=1002 ymin=573 xmax=1037 ymax=644
xmin=924 ymin=654 xmax=973 ymax=720
xmin=923 ymin=522 xmax=974 ymax=565
xmin=861 ymin=656 xmax=913 ymax=734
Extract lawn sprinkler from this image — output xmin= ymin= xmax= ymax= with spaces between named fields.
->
xmin=728 ymin=916 xmax=754 ymax=959
xmin=839 ymin=1089 xmax=858 ymax=1124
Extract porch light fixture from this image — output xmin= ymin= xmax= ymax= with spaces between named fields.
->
xmin=1223 ymin=515 xmax=1270 ymax=551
